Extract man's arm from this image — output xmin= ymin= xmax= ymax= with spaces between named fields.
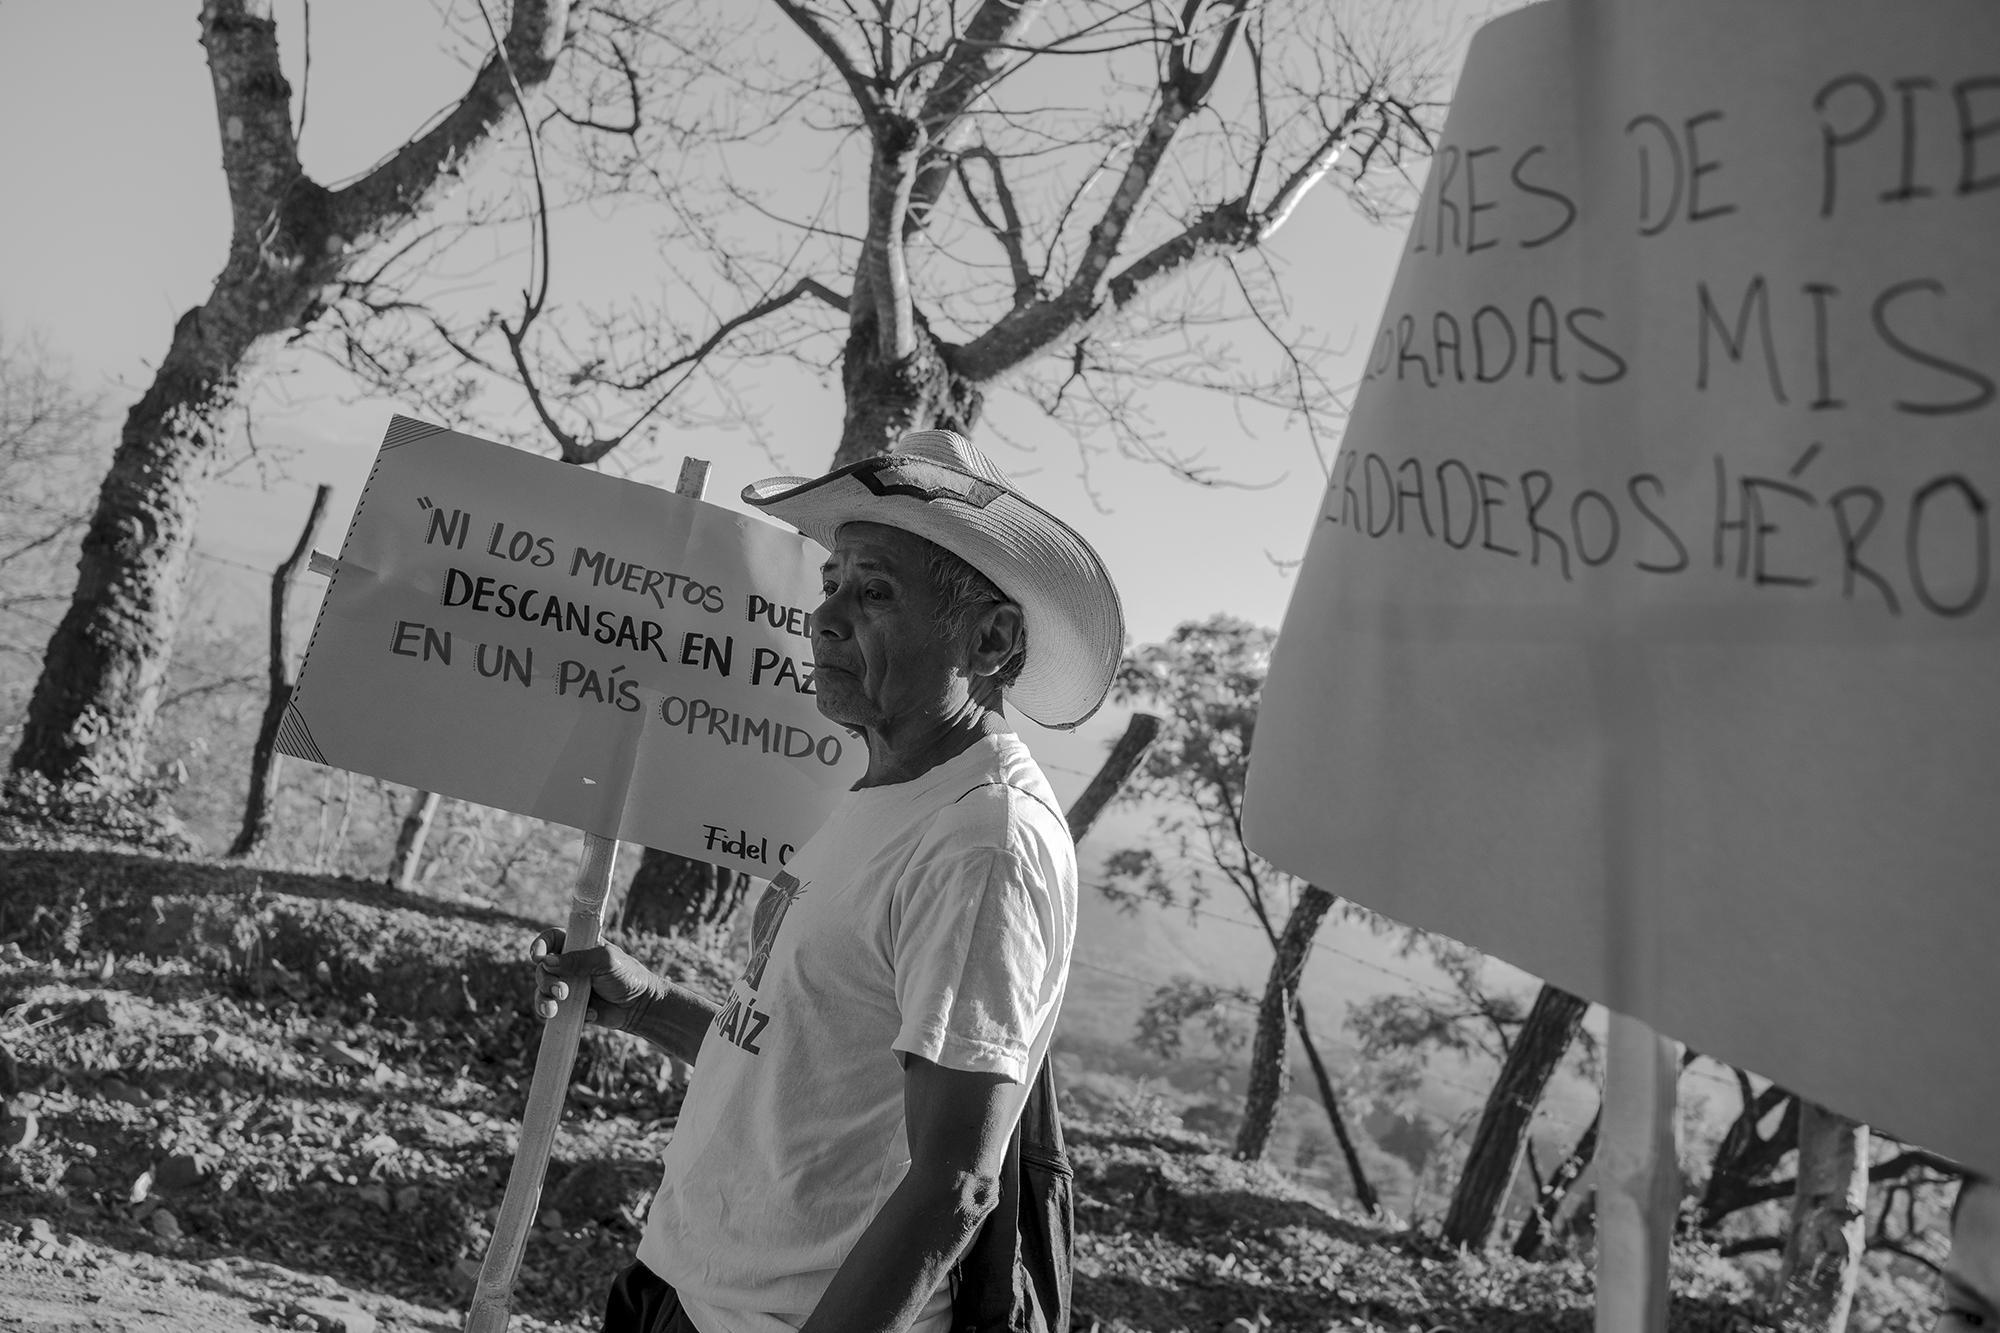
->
xmin=800 ymin=1054 xmax=1027 ymax=1333
xmin=614 ymin=978 xmax=720 ymax=1064
xmin=531 ymin=930 xmax=720 ymax=1064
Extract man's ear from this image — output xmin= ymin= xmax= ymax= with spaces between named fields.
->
xmin=965 ymin=601 xmax=1025 ymax=679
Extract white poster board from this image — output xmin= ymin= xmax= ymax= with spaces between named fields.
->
xmin=279 ymin=416 xmax=862 ymax=877
xmin=1244 ymin=0 xmax=1999 ymax=1172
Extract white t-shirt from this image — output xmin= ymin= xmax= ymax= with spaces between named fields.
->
xmin=636 ymin=733 xmax=1076 ymax=1333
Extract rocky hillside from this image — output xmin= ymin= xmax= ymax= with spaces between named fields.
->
xmin=0 ymin=840 xmax=1926 ymax=1332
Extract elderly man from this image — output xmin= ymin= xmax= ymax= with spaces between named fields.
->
xmin=533 ymin=429 xmax=1123 ymax=1333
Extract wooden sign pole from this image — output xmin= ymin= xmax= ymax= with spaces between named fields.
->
xmin=464 ymin=459 xmax=713 ymax=1333
xmin=464 ymin=832 xmax=620 ymax=1333
xmin=1594 ymin=1012 xmax=1680 ymax=1333
xmin=1586 ymin=349 xmax=1680 ymax=1333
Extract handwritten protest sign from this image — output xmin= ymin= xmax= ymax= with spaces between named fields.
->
xmin=278 ymin=416 xmax=862 ymax=877
xmin=1244 ymin=1 xmax=1999 ymax=1171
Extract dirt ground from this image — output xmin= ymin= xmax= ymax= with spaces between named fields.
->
xmin=0 ymin=841 xmax=1940 ymax=1333
xmin=0 ymin=1217 xmax=470 ymax=1332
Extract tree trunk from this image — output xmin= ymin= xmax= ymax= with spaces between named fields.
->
xmin=1063 ymin=713 xmax=1160 ymax=844
xmin=1696 ymin=1084 xmax=1801 ymax=1232
xmin=1772 ymin=1104 xmax=1868 ymax=1333
xmin=1234 ymin=883 xmax=1336 ymax=1161
xmin=1514 ymin=1105 xmax=1601 ymax=1259
xmin=12 ymin=301 xmax=275 ymax=798
xmin=621 ymin=854 xmax=754 ymax=940
xmin=389 ymin=789 xmax=443 ymax=891
xmin=1290 ymin=995 xmax=1379 ymax=1212
xmin=1442 ymin=983 xmax=1591 ymax=1249
xmin=833 ymin=312 xmax=984 ymax=467
xmin=8 ymin=0 xmax=570 ymax=814
xmin=228 ymin=483 xmax=331 ymax=858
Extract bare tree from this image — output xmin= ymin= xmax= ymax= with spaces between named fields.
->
xmin=1691 ymin=1069 xmax=1958 ymax=1276
xmin=1696 ymin=1078 xmax=1803 ymax=1234
xmin=389 ymin=790 xmax=444 ymax=891
xmin=8 ymin=0 xmax=584 ymax=819
xmin=778 ymin=0 xmax=1444 ymax=467
xmin=1440 ymin=983 xmax=1591 ymax=1249
xmin=623 ymin=854 xmax=754 ymax=942
xmin=227 ymin=483 xmax=331 ymax=859
xmin=352 ymin=0 xmax=1451 ymax=474
xmin=1513 ymin=1105 xmax=1599 ymax=1259
xmin=1105 ymin=615 xmax=1375 ymax=1204
xmin=319 ymin=0 xmax=1451 ymax=915
xmin=1235 ymin=881 xmax=1379 ymax=1212
xmin=0 ymin=332 xmax=104 ymax=699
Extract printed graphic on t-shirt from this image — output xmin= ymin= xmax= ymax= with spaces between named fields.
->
xmin=714 ymin=990 xmax=773 ymax=1055
xmin=743 ymin=870 xmax=808 ymax=990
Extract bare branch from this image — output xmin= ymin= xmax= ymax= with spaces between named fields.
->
xmin=860 ymin=112 xmax=923 ymax=357
xmin=1067 ymin=0 xmax=1249 ymax=292
xmin=1866 ymin=1148 xmax=1963 ymax=1183
xmin=1869 ymin=1237 xmax=1944 ymax=1276
xmin=549 ymin=38 xmax=642 ymax=137
xmin=1225 ymin=254 xmax=1336 ymax=475
xmin=329 ymin=0 xmax=568 ymax=251
xmin=876 ymin=0 xmax=893 ymax=88
xmin=520 ymin=273 xmax=848 ymax=465
xmin=720 ymin=175 xmax=872 ymax=248
xmin=0 ymin=524 xmax=83 ymax=570
xmin=593 ymin=277 xmax=850 ymax=394
xmin=902 ymin=0 xmax=1051 ymax=233
xmin=157 ymin=673 xmax=262 ymax=716
xmin=1257 ymin=117 xmax=1359 ymax=241
xmin=770 ymin=0 xmax=886 ymax=128
xmin=296 ymin=0 xmax=313 ymax=145
xmin=1070 ymin=72 xmax=1202 ymax=296
xmin=954 ymin=146 xmax=1037 ymax=305
xmin=475 ymin=0 xmax=554 ymax=327
xmin=954 ymin=0 xmax=1318 ymax=382
xmin=200 ymin=0 xmax=307 ymax=234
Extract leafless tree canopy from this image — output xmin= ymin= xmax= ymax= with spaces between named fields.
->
xmin=0 ymin=334 xmax=103 ymax=650
xmin=327 ymin=0 xmax=1457 ymax=476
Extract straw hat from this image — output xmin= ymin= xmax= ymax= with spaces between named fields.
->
xmin=742 ymin=429 xmax=1125 ymax=729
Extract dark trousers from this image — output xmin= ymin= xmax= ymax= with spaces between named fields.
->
xmin=602 ymin=1261 xmax=703 ymax=1333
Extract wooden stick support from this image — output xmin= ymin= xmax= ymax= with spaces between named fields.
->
xmin=464 ymin=458 xmax=713 ymax=1333
xmin=464 ymin=833 xmax=619 ymax=1333
xmin=1593 ymin=1011 xmax=1680 ymax=1333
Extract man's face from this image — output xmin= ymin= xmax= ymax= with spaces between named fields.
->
xmin=810 ymin=522 xmax=966 ymax=734
xmin=1939 ymin=1179 xmax=2000 ymax=1332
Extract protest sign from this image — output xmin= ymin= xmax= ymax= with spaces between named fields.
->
xmin=1244 ymin=0 xmax=2000 ymax=1172
xmin=279 ymin=416 xmax=862 ymax=877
